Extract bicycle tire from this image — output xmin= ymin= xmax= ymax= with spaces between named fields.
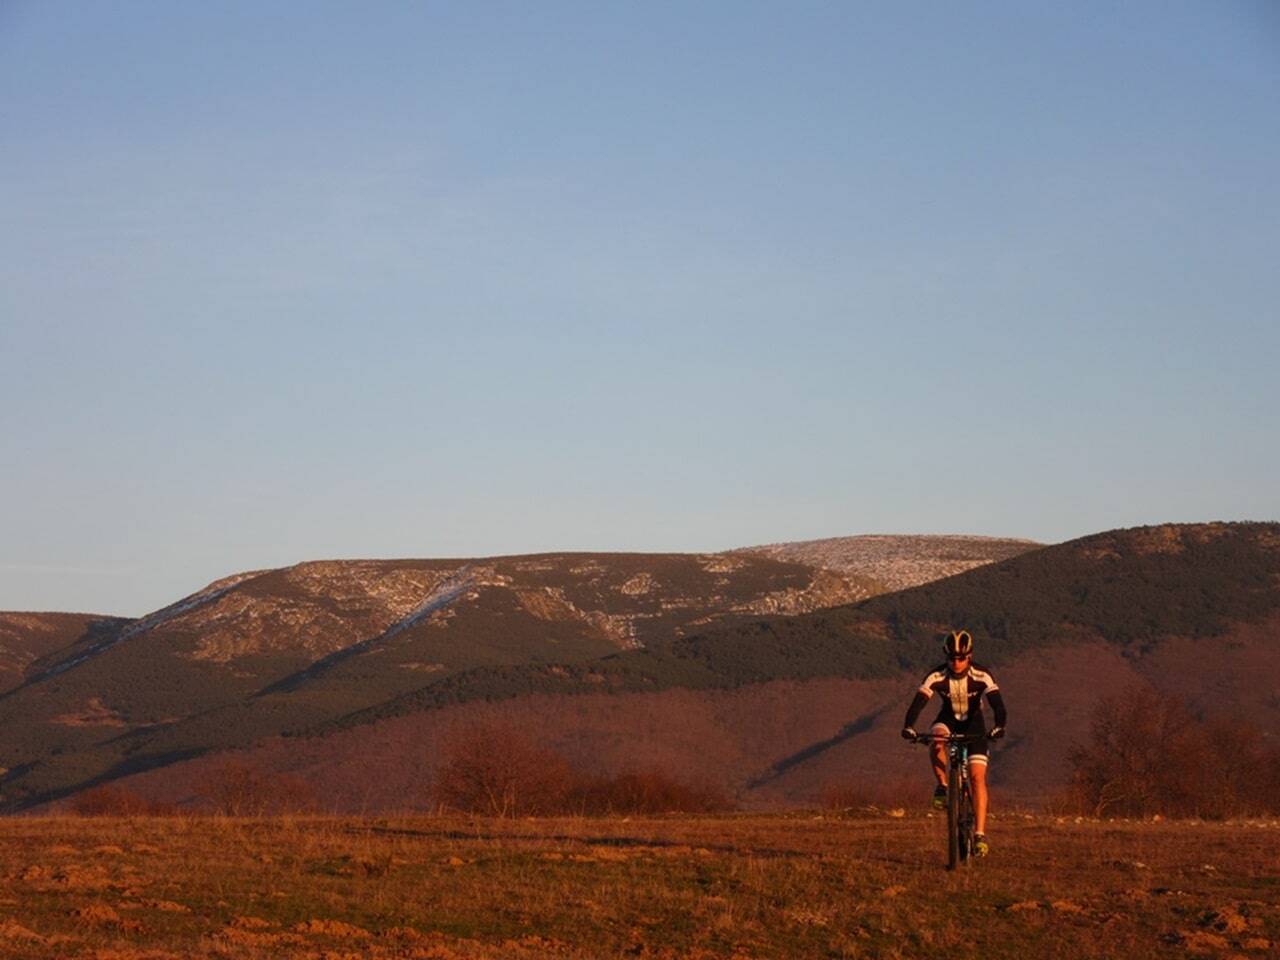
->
xmin=947 ymin=763 xmax=961 ymax=870
xmin=958 ymin=782 xmax=975 ymax=865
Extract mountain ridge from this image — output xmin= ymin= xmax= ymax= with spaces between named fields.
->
xmin=0 ymin=543 xmax=905 ymax=807
xmin=97 ymin=521 xmax=1276 ymax=811
xmin=5 ymin=523 xmax=1274 ymax=811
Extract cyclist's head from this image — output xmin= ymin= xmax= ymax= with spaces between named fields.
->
xmin=943 ymin=629 xmax=973 ymax=669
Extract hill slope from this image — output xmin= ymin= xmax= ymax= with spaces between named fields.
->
xmin=107 ymin=522 xmax=1280 ymax=811
xmin=0 ymin=550 xmax=877 ymax=808
xmin=0 ymin=613 xmax=128 ymax=695
xmin=15 ymin=522 xmax=1276 ymax=811
xmin=321 ymin=522 xmax=1280 ymax=724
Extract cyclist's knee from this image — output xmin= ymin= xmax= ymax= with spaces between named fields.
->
xmin=928 ymin=723 xmax=948 ymax=755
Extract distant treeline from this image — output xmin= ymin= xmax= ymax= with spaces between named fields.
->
xmin=69 ymin=728 xmax=730 ymax=819
xmin=72 ymin=684 xmax=1280 ymax=820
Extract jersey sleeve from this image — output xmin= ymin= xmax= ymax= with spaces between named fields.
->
xmin=903 ymin=691 xmax=930 ymax=729
xmin=917 ymin=670 xmax=943 ymax=698
xmin=971 ymin=668 xmax=1006 ymax=724
xmin=987 ymin=688 xmax=1007 ymax=726
xmin=904 ymin=670 xmax=943 ymax=729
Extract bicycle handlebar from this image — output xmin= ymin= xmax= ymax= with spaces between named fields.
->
xmin=910 ymin=732 xmax=989 ymax=745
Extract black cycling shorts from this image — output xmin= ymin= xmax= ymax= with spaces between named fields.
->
xmin=929 ymin=714 xmax=989 ymax=762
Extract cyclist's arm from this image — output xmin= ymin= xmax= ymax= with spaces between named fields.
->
xmin=904 ymin=670 xmax=941 ymax=730
xmin=903 ymin=691 xmax=930 ymax=730
xmin=987 ymin=689 xmax=1007 ymax=727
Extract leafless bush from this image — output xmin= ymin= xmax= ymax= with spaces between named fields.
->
xmin=1039 ymin=788 xmax=1089 ymax=818
xmin=1068 ymin=682 xmax=1280 ymax=819
xmin=69 ymin=784 xmax=156 ymax=817
xmin=193 ymin=757 xmax=317 ymax=816
xmin=431 ymin=724 xmax=574 ymax=817
xmin=570 ymin=769 xmax=730 ymax=815
xmin=431 ymin=725 xmax=733 ymax=816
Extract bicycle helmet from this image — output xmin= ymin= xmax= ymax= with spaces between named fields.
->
xmin=943 ymin=629 xmax=973 ymax=659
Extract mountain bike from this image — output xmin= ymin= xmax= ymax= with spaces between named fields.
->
xmin=913 ymin=732 xmax=988 ymax=870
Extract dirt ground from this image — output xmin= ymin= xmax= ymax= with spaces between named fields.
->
xmin=0 ymin=812 xmax=1276 ymax=958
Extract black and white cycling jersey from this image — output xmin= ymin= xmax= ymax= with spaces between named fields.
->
xmin=904 ymin=662 xmax=1007 ymax=729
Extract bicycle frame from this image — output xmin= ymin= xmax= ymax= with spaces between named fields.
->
xmin=915 ymin=732 xmax=987 ymax=870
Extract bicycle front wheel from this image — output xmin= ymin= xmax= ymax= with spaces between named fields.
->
xmin=947 ymin=764 xmax=961 ymax=870
xmin=958 ymin=784 xmax=976 ymax=865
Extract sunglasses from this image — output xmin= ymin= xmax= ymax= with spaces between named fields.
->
xmin=948 ymin=655 xmax=970 ymax=662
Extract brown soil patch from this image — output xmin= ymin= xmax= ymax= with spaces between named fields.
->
xmin=293 ymin=918 xmax=373 ymax=939
xmin=0 ymin=920 xmax=44 ymax=941
xmin=51 ymin=697 xmax=127 ymax=728
xmin=1202 ymin=906 xmax=1250 ymax=935
xmin=71 ymin=903 xmax=143 ymax=932
xmin=52 ymin=864 xmax=113 ymax=891
xmin=72 ymin=904 xmax=121 ymax=924
xmin=229 ymin=914 xmax=273 ymax=929
xmin=211 ymin=925 xmax=306 ymax=948
xmin=1180 ymin=930 xmax=1230 ymax=953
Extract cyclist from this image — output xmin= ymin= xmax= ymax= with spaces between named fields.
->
xmin=901 ymin=629 xmax=1007 ymax=856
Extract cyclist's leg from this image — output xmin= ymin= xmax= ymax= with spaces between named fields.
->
xmin=970 ymin=754 xmax=989 ymax=835
xmin=928 ymin=722 xmax=950 ymax=787
xmin=950 ymin=715 xmax=990 ymax=835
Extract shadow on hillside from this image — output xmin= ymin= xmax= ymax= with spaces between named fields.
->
xmin=7 ymin=748 xmax=208 ymax=813
xmin=746 ymin=705 xmax=891 ymax=790
xmin=2 ymin=618 xmax=133 ymax=701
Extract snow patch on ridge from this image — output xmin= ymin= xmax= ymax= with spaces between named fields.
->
xmin=32 ymin=571 xmax=272 ymax=680
xmin=379 ymin=567 xmax=480 ymax=640
xmin=254 ymin=566 xmax=495 ymax=693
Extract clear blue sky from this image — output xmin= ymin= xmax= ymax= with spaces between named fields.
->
xmin=3 ymin=2 xmax=1278 ymax=615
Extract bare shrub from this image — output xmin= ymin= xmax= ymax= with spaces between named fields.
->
xmin=1039 ymin=788 xmax=1089 ymax=818
xmin=69 ymin=784 xmax=154 ymax=817
xmin=431 ymin=724 xmax=574 ymax=817
xmin=1195 ymin=716 xmax=1280 ymax=819
xmin=570 ymin=769 xmax=730 ymax=815
xmin=431 ymin=726 xmax=733 ymax=816
xmin=1068 ymin=682 xmax=1280 ymax=819
xmin=194 ymin=757 xmax=317 ymax=816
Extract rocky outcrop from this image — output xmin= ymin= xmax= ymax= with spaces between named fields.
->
xmin=734 ymin=534 xmax=1040 ymax=592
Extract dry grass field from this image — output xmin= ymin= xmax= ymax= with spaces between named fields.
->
xmin=0 ymin=812 xmax=1276 ymax=959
